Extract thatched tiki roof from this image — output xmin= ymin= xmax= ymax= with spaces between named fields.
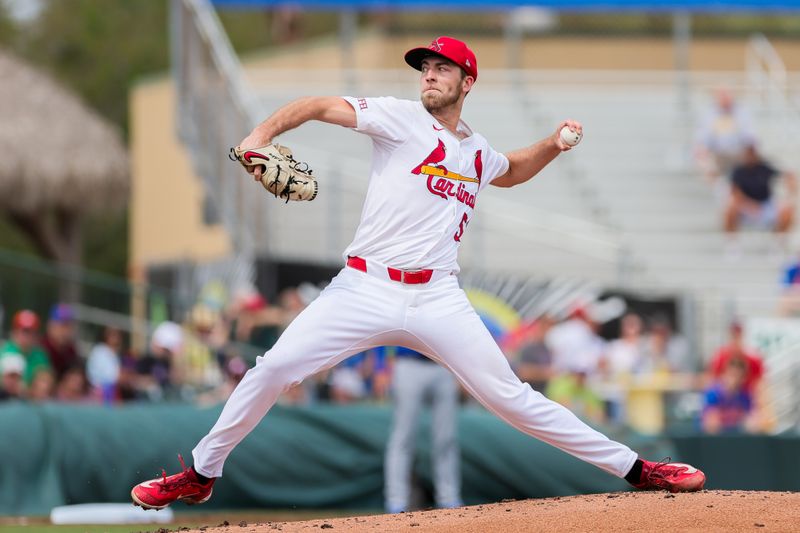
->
xmin=0 ymin=49 xmax=128 ymax=274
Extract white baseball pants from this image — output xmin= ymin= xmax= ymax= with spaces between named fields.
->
xmin=192 ymin=266 xmax=638 ymax=479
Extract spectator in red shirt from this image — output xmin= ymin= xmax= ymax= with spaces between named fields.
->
xmin=707 ymin=321 xmax=764 ymax=394
xmin=41 ymin=304 xmax=80 ymax=381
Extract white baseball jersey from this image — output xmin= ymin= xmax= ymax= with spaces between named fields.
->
xmin=341 ymin=96 xmax=509 ymax=273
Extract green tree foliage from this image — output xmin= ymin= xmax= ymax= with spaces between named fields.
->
xmin=0 ymin=2 xmax=17 ymax=46
xmin=6 ymin=1 xmax=341 ymax=137
xmin=83 ymin=211 xmax=129 ymax=278
xmin=11 ymin=0 xmax=170 ymax=138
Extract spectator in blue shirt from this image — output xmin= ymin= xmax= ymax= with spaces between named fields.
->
xmin=702 ymin=357 xmax=764 ymax=434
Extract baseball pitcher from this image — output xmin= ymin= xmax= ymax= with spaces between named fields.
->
xmin=132 ymin=36 xmax=705 ymax=510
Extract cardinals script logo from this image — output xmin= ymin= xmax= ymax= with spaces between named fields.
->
xmin=411 ymin=140 xmax=482 ymax=209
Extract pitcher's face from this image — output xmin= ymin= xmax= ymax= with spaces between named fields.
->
xmin=419 ymin=58 xmax=470 ymax=113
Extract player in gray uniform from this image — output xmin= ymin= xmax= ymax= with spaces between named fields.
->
xmin=385 ymin=346 xmax=462 ymax=513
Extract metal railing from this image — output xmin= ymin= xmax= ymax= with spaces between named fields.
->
xmin=745 ymin=33 xmax=800 ymax=168
xmin=0 ymin=248 xmax=177 ymax=356
xmin=764 ymin=339 xmax=800 ymax=433
xmin=171 ymin=0 xmax=260 ymax=289
xmin=746 ymin=33 xmax=788 ymax=105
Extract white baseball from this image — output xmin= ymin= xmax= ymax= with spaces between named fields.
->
xmin=559 ymin=126 xmax=582 ymax=147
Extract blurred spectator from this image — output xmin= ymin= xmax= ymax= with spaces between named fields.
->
xmin=545 ymin=307 xmax=606 ymax=376
xmin=778 ymin=254 xmax=800 ymax=316
xmin=639 ymin=315 xmax=694 ymax=374
xmin=324 ymin=347 xmax=391 ymax=405
xmin=385 ymin=347 xmax=462 ymax=513
xmin=196 ymin=356 xmax=249 ymax=407
xmin=545 ymin=359 xmax=605 ymax=425
xmin=604 ymin=313 xmax=646 ymax=377
xmin=505 ymin=317 xmax=554 ymax=392
xmin=136 ymin=321 xmax=184 ymax=401
xmin=279 ymin=287 xmax=309 ymax=324
xmin=28 ymin=367 xmax=55 ymax=403
xmin=42 ymin=303 xmax=80 ymax=381
xmin=723 ymin=144 xmax=796 ymax=236
xmin=117 ymin=355 xmax=146 ymax=402
xmin=696 ymin=87 xmax=755 ymax=181
xmin=0 ymin=354 xmax=26 ymax=401
xmin=229 ymin=290 xmax=284 ymax=349
xmin=707 ymin=322 xmax=764 ymax=395
xmin=0 ymin=310 xmax=51 ymax=386
xmin=182 ymin=304 xmax=224 ymax=390
xmin=56 ymin=363 xmax=94 ymax=403
xmin=87 ymin=326 xmax=123 ymax=404
xmin=596 ymin=313 xmax=647 ymax=424
xmin=701 ymin=357 xmax=766 ymax=434
xmin=329 ymin=352 xmax=370 ymax=404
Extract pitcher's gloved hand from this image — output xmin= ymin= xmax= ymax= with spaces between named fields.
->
xmin=229 ymin=143 xmax=318 ymax=202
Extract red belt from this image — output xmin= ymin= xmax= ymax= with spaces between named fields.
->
xmin=347 ymin=256 xmax=434 ymax=284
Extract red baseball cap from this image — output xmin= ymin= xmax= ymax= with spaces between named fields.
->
xmin=404 ymin=36 xmax=478 ymax=81
xmin=12 ymin=309 xmax=40 ymax=331
xmin=243 ymin=293 xmax=267 ymax=312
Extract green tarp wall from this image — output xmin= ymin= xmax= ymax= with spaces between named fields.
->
xmin=0 ymin=403 xmax=796 ymax=516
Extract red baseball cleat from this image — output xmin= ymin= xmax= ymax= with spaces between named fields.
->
xmin=632 ymin=458 xmax=706 ymax=493
xmin=131 ymin=455 xmax=215 ymax=510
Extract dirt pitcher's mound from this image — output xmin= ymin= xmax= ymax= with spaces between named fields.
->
xmin=186 ymin=491 xmax=799 ymax=533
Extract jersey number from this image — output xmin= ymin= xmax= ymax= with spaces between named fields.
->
xmin=454 ymin=213 xmax=470 ymax=242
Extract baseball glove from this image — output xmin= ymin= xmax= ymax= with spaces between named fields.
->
xmin=229 ymin=143 xmax=318 ymax=202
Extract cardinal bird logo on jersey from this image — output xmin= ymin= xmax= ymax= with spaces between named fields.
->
xmin=411 ymin=139 xmax=448 ymax=176
xmin=411 ymin=140 xmax=480 ymax=208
